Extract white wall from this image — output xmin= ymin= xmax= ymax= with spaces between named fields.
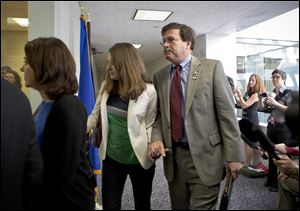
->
xmin=205 ymin=33 xmax=237 ymax=79
xmin=28 ymin=1 xmax=81 ymax=112
xmin=145 ymin=56 xmax=170 ymax=80
xmin=28 ymin=1 xmax=54 ymax=112
xmin=54 ymin=1 xmax=81 ymax=82
xmin=193 ymin=34 xmax=206 ymax=59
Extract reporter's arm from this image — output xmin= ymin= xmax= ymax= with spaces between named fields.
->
xmin=237 ymin=93 xmax=258 ymax=109
xmin=273 ymin=155 xmax=299 ymax=178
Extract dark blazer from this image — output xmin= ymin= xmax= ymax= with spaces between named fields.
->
xmin=1 ymin=78 xmax=43 ymax=209
xmin=152 ymin=56 xmax=244 ymax=186
xmin=41 ymin=95 xmax=95 ymax=209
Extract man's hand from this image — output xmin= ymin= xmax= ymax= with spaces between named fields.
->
xmin=226 ymin=162 xmax=243 ymax=180
xmin=148 ymin=140 xmax=169 ymax=161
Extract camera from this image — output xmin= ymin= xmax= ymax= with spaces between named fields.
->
xmin=260 ymin=92 xmax=268 ymax=97
xmin=263 ymin=92 xmax=276 ymax=110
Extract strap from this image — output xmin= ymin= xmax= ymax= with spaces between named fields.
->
xmin=275 ymin=88 xmax=292 ymax=101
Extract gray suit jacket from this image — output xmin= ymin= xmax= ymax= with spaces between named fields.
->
xmin=151 ymin=56 xmax=244 ymax=186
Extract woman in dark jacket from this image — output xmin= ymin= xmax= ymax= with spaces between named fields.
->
xmin=20 ymin=37 xmax=95 ymax=209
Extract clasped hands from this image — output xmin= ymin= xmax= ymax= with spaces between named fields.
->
xmin=148 ymin=140 xmax=169 ymax=161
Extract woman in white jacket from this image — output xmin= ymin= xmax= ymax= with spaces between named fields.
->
xmin=87 ymin=43 xmax=157 ymax=210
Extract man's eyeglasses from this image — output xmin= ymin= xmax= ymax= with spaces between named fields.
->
xmin=271 ymin=76 xmax=282 ymax=80
xmin=160 ymin=37 xmax=181 ymax=46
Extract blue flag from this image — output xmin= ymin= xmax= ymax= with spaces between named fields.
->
xmin=79 ymin=15 xmax=101 ymax=176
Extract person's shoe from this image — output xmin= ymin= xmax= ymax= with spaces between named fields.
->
xmin=255 ymin=162 xmax=269 ymax=174
xmin=240 ymin=166 xmax=266 ymax=178
xmin=268 ymin=183 xmax=278 ymax=192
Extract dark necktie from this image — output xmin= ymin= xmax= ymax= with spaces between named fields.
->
xmin=170 ymin=65 xmax=183 ymax=142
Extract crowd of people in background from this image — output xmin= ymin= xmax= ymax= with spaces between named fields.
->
xmin=1 ymin=22 xmax=298 ymax=210
xmin=233 ymin=69 xmax=299 ymax=208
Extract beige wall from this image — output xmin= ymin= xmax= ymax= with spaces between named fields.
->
xmin=1 ymin=30 xmax=28 ymax=95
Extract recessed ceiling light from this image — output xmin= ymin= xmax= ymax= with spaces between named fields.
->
xmin=132 ymin=44 xmax=143 ymax=49
xmin=133 ymin=9 xmax=172 ymax=21
xmin=7 ymin=17 xmax=29 ymax=27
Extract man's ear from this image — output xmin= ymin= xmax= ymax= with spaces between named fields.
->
xmin=186 ymin=41 xmax=192 ymax=49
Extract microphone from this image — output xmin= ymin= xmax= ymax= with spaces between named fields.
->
xmin=241 ymin=133 xmax=268 ymax=160
xmin=239 ymin=119 xmax=280 ymax=160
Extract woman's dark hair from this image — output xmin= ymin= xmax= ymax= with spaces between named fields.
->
xmin=1 ymin=66 xmax=12 ymax=77
xmin=5 ymin=69 xmax=22 ymax=89
xmin=161 ymin=22 xmax=195 ymax=50
xmin=272 ymin=69 xmax=287 ymax=80
xmin=25 ymin=37 xmax=78 ymax=99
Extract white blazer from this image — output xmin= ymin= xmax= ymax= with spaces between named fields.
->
xmin=87 ymin=81 xmax=157 ymax=169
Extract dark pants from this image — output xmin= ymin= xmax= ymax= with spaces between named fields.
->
xmin=267 ymin=123 xmax=292 ymax=184
xmin=168 ymin=145 xmax=220 ymax=210
xmin=102 ymin=155 xmax=155 ymax=210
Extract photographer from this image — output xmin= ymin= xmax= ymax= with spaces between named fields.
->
xmin=259 ymin=69 xmax=293 ymax=192
xmin=234 ymin=74 xmax=266 ymax=170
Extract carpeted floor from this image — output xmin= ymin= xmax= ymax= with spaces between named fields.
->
xmin=97 ymin=157 xmax=278 ymax=210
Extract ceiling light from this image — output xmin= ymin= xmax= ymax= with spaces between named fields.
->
xmin=133 ymin=10 xmax=172 ymax=21
xmin=132 ymin=44 xmax=143 ymax=49
xmin=7 ymin=17 xmax=29 ymax=27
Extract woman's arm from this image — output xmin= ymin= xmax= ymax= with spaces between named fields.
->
xmin=87 ymin=81 xmax=105 ymax=131
xmin=145 ymin=85 xmax=158 ymax=143
xmin=237 ymin=92 xmax=258 ymax=109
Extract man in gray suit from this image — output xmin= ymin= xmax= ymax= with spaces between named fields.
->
xmin=149 ymin=22 xmax=244 ymax=209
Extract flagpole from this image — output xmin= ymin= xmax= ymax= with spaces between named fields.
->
xmin=87 ymin=11 xmax=91 ymax=49
xmin=86 ymin=11 xmax=96 ymax=99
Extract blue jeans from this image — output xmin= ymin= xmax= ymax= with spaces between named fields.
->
xmin=102 ymin=155 xmax=155 ymax=210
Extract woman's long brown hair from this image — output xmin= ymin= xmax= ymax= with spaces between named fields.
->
xmin=102 ymin=43 xmax=151 ymax=100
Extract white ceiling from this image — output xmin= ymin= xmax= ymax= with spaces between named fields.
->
xmin=236 ymin=7 xmax=299 ymax=41
xmin=81 ymin=1 xmax=299 ymax=71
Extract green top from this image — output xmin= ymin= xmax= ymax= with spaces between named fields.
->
xmin=106 ymin=106 xmax=139 ymax=164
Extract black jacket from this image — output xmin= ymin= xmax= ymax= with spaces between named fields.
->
xmin=1 ymin=78 xmax=43 ymax=209
xmin=41 ymin=94 xmax=95 ymax=209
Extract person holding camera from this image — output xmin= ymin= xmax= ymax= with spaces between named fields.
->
xmin=235 ymin=74 xmax=266 ymax=170
xmin=259 ymin=69 xmax=293 ymax=192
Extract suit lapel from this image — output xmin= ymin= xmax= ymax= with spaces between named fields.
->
xmin=185 ymin=57 xmax=202 ymax=116
xmin=161 ymin=66 xmax=171 ymax=124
